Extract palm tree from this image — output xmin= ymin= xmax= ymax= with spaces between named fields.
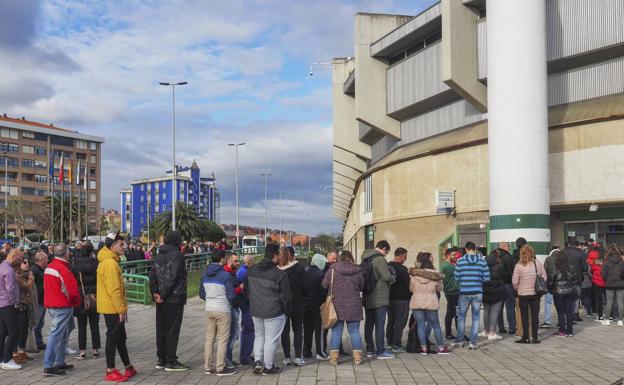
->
xmin=154 ymin=202 xmax=205 ymax=242
xmin=45 ymin=196 xmax=86 ymax=241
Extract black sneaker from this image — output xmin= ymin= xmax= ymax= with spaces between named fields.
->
xmin=216 ymin=367 xmax=237 ymax=376
xmin=165 ymin=360 xmax=190 ymax=372
xmin=44 ymin=367 xmax=66 ymax=376
xmin=262 ymin=366 xmax=281 ymax=375
xmin=253 ymin=361 xmax=263 ymax=375
xmin=155 ymin=359 xmax=166 ymax=369
xmin=37 ymin=343 xmax=47 ymax=350
xmin=55 ymin=363 xmax=74 ymax=371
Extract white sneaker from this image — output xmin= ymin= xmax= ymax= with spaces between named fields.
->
xmin=1 ymin=360 xmax=22 ymax=370
xmin=488 ymin=334 xmax=503 ymax=340
xmin=618 ymin=320 xmax=623 ymax=326
xmin=602 ymin=320 xmax=611 ymax=326
xmin=282 ymin=358 xmax=291 ymax=366
xmin=65 ymin=347 xmax=77 ymax=355
xmin=477 ymin=331 xmax=488 ymax=338
xmin=315 ymin=353 xmax=329 ymax=361
xmin=294 ymin=358 xmax=305 ymax=366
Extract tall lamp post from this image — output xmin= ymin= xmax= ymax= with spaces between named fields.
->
xmin=2 ymin=144 xmax=7 ymax=240
xmin=277 ymin=192 xmax=285 ymax=244
xmin=260 ymin=172 xmax=272 ymax=245
xmin=228 ymin=143 xmax=245 ymax=247
xmin=159 ymin=81 xmax=188 ymax=232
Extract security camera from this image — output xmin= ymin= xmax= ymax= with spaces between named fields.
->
xmin=309 ymin=71 xmax=314 ymax=76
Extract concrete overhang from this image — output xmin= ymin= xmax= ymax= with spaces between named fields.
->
xmin=371 ymin=3 xmax=442 ymax=58
xmin=358 ymin=120 xmax=385 ymax=145
xmin=462 ymin=0 xmax=485 ymax=9
xmin=343 ymin=70 xmax=355 ymax=95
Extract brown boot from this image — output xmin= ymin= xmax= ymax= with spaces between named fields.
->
xmin=352 ymin=350 xmax=363 ymax=365
xmin=12 ymin=352 xmax=26 ymax=364
xmin=329 ymin=350 xmax=339 ymax=366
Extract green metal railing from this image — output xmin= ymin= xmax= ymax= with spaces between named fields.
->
xmin=123 ymin=274 xmax=150 ymax=305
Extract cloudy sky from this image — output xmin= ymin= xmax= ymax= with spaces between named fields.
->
xmin=0 ymin=0 xmax=435 ymax=236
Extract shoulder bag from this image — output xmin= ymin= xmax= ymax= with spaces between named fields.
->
xmin=320 ymin=269 xmax=338 ymax=329
xmin=79 ymin=272 xmax=97 ymax=313
xmin=534 ymin=261 xmax=548 ymax=297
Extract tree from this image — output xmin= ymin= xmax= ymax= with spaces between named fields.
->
xmin=44 ymin=196 xmax=86 ymax=241
xmin=4 ymin=198 xmax=32 ymax=239
xmin=198 ymin=219 xmax=226 ymax=242
xmin=153 ymin=202 xmax=206 ymax=242
xmin=315 ymin=233 xmax=338 ymax=252
xmin=100 ymin=215 xmax=110 ymax=234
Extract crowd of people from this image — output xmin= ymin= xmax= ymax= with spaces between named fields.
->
xmin=0 ymin=231 xmax=621 ymax=381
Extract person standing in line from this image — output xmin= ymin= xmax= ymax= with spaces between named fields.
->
xmin=543 ymin=248 xmax=559 ymax=331
xmin=13 ymin=257 xmax=35 ymax=364
xmin=323 ymin=250 xmax=365 ymax=365
xmin=512 ymin=245 xmax=547 ymax=344
xmin=600 ymin=246 xmax=624 ymax=326
xmin=440 ymin=247 xmax=459 ymax=340
xmin=199 ymin=250 xmax=237 ymax=377
xmin=386 ymin=247 xmax=410 ymax=353
xmin=149 ymin=231 xmax=188 ymax=372
xmin=43 ymin=245 xmax=81 ymax=376
xmin=0 ymin=249 xmax=22 ymax=370
xmin=362 ymin=240 xmax=396 ymax=360
xmin=493 ymin=242 xmax=516 ymax=335
xmin=303 ymin=254 xmax=328 ymax=361
xmin=452 ymin=242 xmax=490 ymax=350
xmin=97 ymin=234 xmax=137 ymax=382
xmin=223 ymin=252 xmax=242 ymax=369
xmin=548 ymin=250 xmax=578 ymax=336
xmin=31 ymin=251 xmax=48 ymax=351
xmin=246 ymin=244 xmax=292 ymax=375
xmin=563 ymin=241 xmax=588 ymax=322
xmin=236 ymin=255 xmax=254 ymax=365
xmin=73 ymin=243 xmax=101 ymax=360
xmin=279 ymin=246 xmax=307 ymax=367
xmin=481 ymin=249 xmax=506 ymax=340
xmin=588 ymin=244 xmax=606 ymax=321
xmin=322 ymin=249 xmax=339 ymax=356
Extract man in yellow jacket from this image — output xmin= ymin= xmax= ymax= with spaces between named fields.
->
xmin=97 ymin=233 xmax=137 ymax=382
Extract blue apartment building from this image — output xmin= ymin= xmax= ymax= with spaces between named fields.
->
xmin=120 ymin=161 xmax=220 ymax=238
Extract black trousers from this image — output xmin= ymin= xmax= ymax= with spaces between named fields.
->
xmin=303 ymin=305 xmax=322 ymax=357
xmin=281 ymin=315 xmax=303 ymax=359
xmin=385 ymin=300 xmax=409 ymax=347
xmin=592 ymin=285 xmax=605 ymax=317
xmin=15 ymin=310 xmax=28 ymax=349
xmin=156 ymin=303 xmax=184 ymax=364
xmin=0 ymin=306 xmax=17 ymax=363
xmin=444 ymin=293 xmax=458 ymax=337
xmin=519 ymin=296 xmax=540 ymax=340
xmin=104 ymin=314 xmax=130 ymax=369
xmin=77 ymin=313 xmax=101 ymax=350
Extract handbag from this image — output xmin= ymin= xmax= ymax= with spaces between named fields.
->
xmin=319 ymin=269 xmax=338 ymax=329
xmin=533 ymin=261 xmax=548 ymax=297
xmin=79 ymin=272 xmax=97 ymax=313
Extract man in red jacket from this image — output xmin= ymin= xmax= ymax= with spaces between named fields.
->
xmin=43 ymin=244 xmax=81 ymax=377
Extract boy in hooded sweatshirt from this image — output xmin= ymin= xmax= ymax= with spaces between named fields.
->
xmin=452 ymin=242 xmax=490 ymax=350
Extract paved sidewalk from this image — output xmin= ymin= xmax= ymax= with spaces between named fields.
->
xmin=2 ymin=297 xmax=624 ymax=385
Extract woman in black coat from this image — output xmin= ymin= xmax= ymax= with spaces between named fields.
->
xmin=73 ymin=243 xmax=101 ymax=359
xmin=302 ymin=254 xmax=328 ymax=360
xmin=482 ymin=251 xmax=507 ymax=340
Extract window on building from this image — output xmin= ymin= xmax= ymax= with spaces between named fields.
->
xmin=140 ymin=206 xmax=144 ymax=213
xmin=155 ymin=205 xmax=159 ymax=213
xmin=22 ymin=145 xmax=34 ymax=154
xmin=90 ymin=155 xmax=96 ymax=164
xmin=140 ymin=195 xmax=144 ymax=202
xmin=89 ymin=192 xmax=96 ymax=203
xmin=89 ymin=180 xmax=96 ymax=189
xmin=90 ymin=168 xmax=96 ymax=176
xmin=21 ymin=131 xmax=34 ymax=139
xmin=364 ymin=175 xmax=372 ymax=213
xmin=34 ymin=160 xmax=47 ymax=168
xmin=22 ymin=159 xmax=34 ymax=168
xmin=88 ymin=206 xmax=96 ymax=215
xmin=162 ymin=204 xmax=167 ymax=211
xmin=147 ymin=184 xmax=151 ymax=193
xmin=75 ymin=140 xmax=88 ymax=149
xmin=35 ymin=175 xmax=47 ymax=183
xmin=51 ymin=135 xmax=73 ymax=147
xmin=34 ymin=147 xmax=46 ymax=156
xmin=1 ymin=129 xmax=18 ymax=139
xmin=90 ymin=142 xmax=97 ymax=151
xmin=0 ymin=186 xmax=18 ymax=196
xmin=162 ymin=192 xmax=166 ymax=200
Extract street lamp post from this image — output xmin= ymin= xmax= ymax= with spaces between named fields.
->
xmin=260 ymin=172 xmax=272 ymax=245
xmin=228 ymin=143 xmax=245 ymax=247
xmin=277 ymin=192 xmax=285 ymax=244
xmin=159 ymin=81 xmax=188 ymax=232
xmin=2 ymin=145 xmax=7 ymax=240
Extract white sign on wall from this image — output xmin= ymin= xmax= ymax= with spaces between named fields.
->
xmin=436 ymin=190 xmax=455 ymax=215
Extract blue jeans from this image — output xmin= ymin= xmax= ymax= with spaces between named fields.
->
xmin=330 ymin=320 xmax=362 ymax=350
xmin=44 ymin=307 xmax=73 ymax=369
xmin=34 ymin=305 xmax=46 ymax=346
xmin=456 ymin=294 xmax=482 ymax=345
xmin=413 ymin=310 xmax=444 ymax=348
xmin=543 ymin=293 xmax=553 ymax=324
xmin=226 ymin=307 xmax=240 ymax=362
xmin=364 ymin=306 xmax=387 ymax=355
xmin=239 ymin=302 xmax=254 ymax=364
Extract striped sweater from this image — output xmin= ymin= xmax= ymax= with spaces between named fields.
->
xmin=454 ymin=253 xmax=490 ymax=295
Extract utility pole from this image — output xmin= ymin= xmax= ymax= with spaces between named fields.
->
xmin=260 ymin=172 xmax=272 ymax=245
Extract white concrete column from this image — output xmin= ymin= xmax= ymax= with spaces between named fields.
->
xmin=487 ymin=0 xmax=551 ymax=257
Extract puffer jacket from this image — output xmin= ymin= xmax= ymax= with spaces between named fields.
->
xmin=149 ymin=243 xmax=187 ymax=304
xmin=361 ymin=249 xmax=395 ymax=309
xmin=279 ymin=260 xmax=307 ymax=316
xmin=246 ymin=258 xmax=292 ymax=319
xmin=322 ymin=261 xmax=364 ymax=321
xmin=96 ymin=246 xmax=128 ymax=315
xmin=483 ymin=254 xmax=506 ymax=303
xmin=409 ymin=268 xmax=443 ymax=310
xmin=602 ymin=253 xmax=624 ymax=289
xmin=589 ymin=257 xmax=606 ymax=288
xmin=73 ymin=254 xmax=98 ymax=316
xmin=303 ymin=265 xmax=326 ymax=309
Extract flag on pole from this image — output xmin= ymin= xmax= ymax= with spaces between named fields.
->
xmin=84 ymin=164 xmax=88 ymax=190
xmin=68 ymin=159 xmax=73 ymax=185
xmin=49 ymin=151 xmax=54 ymax=178
xmin=58 ymin=153 xmax=64 ymax=184
xmin=76 ymin=160 xmax=81 ymax=185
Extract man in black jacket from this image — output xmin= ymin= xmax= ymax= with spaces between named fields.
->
xmin=386 ymin=247 xmax=410 ymax=352
xmin=245 ymin=244 xmax=292 ymax=375
xmin=563 ymin=241 xmax=588 ymax=321
xmin=494 ymin=242 xmax=517 ymax=334
xmin=149 ymin=231 xmax=188 ymax=372
xmin=32 ymin=251 xmax=48 ymax=350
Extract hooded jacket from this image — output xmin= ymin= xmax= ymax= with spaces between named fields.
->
xmin=588 ymin=252 xmax=606 ymax=288
xmin=322 ymin=261 xmax=364 ymax=321
xmin=483 ymin=254 xmax=506 ymax=303
xmin=246 ymin=258 xmax=292 ymax=319
xmin=493 ymin=248 xmax=516 ymax=285
xmin=563 ymin=246 xmax=588 ymax=286
xmin=601 ymin=253 xmax=624 ymax=289
xmin=454 ymin=253 xmax=490 ymax=295
xmin=278 ymin=260 xmax=307 ymax=316
xmin=303 ymin=264 xmax=326 ymax=308
xmin=96 ymin=246 xmax=128 ymax=315
xmin=44 ymin=257 xmax=81 ymax=309
xmin=149 ymin=233 xmax=187 ymax=304
xmin=361 ymin=249 xmax=395 ymax=309
xmin=388 ymin=261 xmax=411 ymax=302
xmin=199 ymin=263 xmax=235 ymax=312
xmin=409 ymin=268 xmax=443 ymax=310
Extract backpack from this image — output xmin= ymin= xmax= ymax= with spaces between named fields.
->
xmin=360 ymin=257 xmax=377 ymax=294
